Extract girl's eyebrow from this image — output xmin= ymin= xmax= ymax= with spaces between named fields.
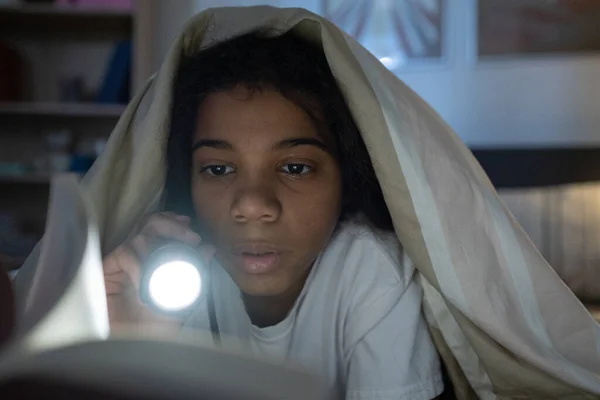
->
xmin=192 ymin=139 xmax=233 ymax=152
xmin=191 ymin=137 xmax=330 ymax=153
xmin=273 ymin=137 xmax=329 ymax=152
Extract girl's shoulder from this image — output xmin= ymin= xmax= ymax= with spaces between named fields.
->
xmin=316 ymin=216 xmax=415 ymax=291
xmin=311 ymin=216 xmax=425 ymax=350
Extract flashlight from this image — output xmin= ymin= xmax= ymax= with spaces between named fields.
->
xmin=140 ymin=242 xmax=206 ymax=316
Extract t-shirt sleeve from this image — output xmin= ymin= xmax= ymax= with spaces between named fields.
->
xmin=343 ymin=241 xmax=444 ymax=400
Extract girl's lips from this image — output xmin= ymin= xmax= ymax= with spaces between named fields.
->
xmin=231 ymin=242 xmax=283 ymax=275
xmin=235 ymin=252 xmax=281 ymax=275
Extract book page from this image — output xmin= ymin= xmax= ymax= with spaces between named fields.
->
xmin=12 ymin=174 xmax=109 ymax=353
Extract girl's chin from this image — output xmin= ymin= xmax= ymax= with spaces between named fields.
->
xmin=232 ymin=273 xmax=290 ymax=297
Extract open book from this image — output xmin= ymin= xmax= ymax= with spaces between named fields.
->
xmin=0 ymin=175 xmax=329 ymax=399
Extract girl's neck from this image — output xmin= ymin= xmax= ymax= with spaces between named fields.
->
xmin=242 ymin=268 xmax=311 ymax=328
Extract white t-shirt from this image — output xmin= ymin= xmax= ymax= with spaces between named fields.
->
xmin=183 ymin=219 xmax=444 ymax=400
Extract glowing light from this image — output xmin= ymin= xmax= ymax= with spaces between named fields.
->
xmin=148 ymin=261 xmax=202 ymax=312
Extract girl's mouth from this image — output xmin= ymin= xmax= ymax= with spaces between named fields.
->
xmin=232 ymin=242 xmax=282 ymax=275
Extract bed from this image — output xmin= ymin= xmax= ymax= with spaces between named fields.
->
xmin=473 ymin=147 xmax=600 ymax=321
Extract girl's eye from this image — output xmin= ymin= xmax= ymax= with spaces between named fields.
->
xmin=281 ymin=163 xmax=313 ymax=175
xmin=201 ymin=165 xmax=235 ymax=176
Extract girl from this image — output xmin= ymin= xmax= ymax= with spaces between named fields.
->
xmin=103 ymin=31 xmax=444 ymax=400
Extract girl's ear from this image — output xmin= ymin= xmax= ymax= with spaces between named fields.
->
xmin=0 ymin=267 xmax=15 ymax=349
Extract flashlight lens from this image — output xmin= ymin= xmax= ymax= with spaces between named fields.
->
xmin=148 ymin=261 xmax=202 ymax=311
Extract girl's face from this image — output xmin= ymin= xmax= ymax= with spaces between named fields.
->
xmin=191 ymin=87 xmax=342 ymax=297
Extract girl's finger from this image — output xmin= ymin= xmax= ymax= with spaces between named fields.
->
xmin=128 ymin=231 xmax=157 ymax=260
xmin=113 ymin=244 xmax=143 ymax=292
xmin=142 ymin=214 xmax=201 ymax=246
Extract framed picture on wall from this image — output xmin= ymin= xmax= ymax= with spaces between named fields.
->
xmin=477 ymin=0 xmax=600 ymax=58
xmin=321 ymin=0 xmax=447 ymax=72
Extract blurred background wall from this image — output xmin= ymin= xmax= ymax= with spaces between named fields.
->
xmin=145 ymin=0 xmax=600 ymax=147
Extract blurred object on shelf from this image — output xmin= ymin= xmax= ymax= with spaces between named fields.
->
xmin=58 ymin=75 xmax=85 ymax=103
xmin=45 ymin=130 xmax=72 ymax=173
xmin=69 ymin=153 xmax=94 ymax=173
xmin=55 ymin=0 xmax=133 ymax=10
xmin=0 ymin=213 xmax=38 ymax=267
xmin=0 ymin=162 xmax=31 ymax=177
xmin=69 ymin=138 xmax=105 ymax=173
xmin=96 ymin=40 xmax=131 ymax=104
xmin=0 ymin=41 xmax=24 ymax=102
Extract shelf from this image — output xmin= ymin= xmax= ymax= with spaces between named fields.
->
xmin=0 ymin=172 xmax=83 ymax=185
xmin=0 ymin=173 xmax=51 ymax=184
xmin=0 ymin=3 xmax=133 ymax=17
xmin=0 ymin=102 xmax=125 ymax=118
xmin=0 ymin=3 xmax=133 ymax=39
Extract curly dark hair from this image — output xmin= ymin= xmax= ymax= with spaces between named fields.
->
xmin=164 ymin=30 xmax=393 ymax=231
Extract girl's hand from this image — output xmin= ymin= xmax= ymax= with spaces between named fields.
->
xmin=102 ymin=212 xmax=215 ymax=335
